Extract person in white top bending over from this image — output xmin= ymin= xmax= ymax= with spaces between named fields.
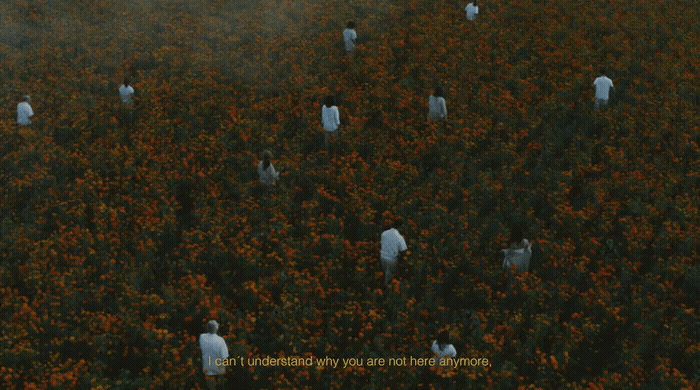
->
xmin=17 ymin=95 xmax=34 ymax=126
xmin=593 ymin=69 xmax=614 ymax=110
xmin=199 ymin=320 xmax=229 ymax=390
xmin=465 ymin=0 xmax=479 ymax=21
xmin=431 ymin=330 xmax=457 ymax=360
xmin=380 ymin=217 xmax=408 ymax=286
xmin=502 ymin=227 xmax=532 ymax=274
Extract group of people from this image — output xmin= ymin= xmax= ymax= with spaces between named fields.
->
xmin=15 ymin=78 xmax=136 ymax=127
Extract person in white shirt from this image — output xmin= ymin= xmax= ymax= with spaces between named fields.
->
xmin=380 ymin=218 xmax=408 ymax=285
xmin=200 ymin=320 xmax=229 ymax=390
xmin=119 ymin=78 xmax=135 ymax=105
xmin=321 ymin=95 xmax=340 ymax=148
xmin=431 ymin=330 xmax=457 ymax=359
xmin=17 ymin=95 xmax=34 ymax=126
xmin=465 ymin=0 xmax=479 ymax=21
xmin=593 ymin=69 xmax=614 ymax=110
xmin=118 ymin=78 xmax=136 ymax=126
xmin=428 ymin=86 xmax=447 ymax=121
xmin=258 ymin=150 xmax=280 ymax=186
xmin=343 ymin=21 xmax=357 ymax=53
xmin=502 ymin=228 xmax=532 ymax=274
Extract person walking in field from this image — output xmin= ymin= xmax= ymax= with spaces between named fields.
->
xmin=118 ymin=78 xmax=136 ymax=126
xmin=200 ymin=320 xmax=229 ymax=390
xmin=431 ymin=330 xmax=457 ymax=359
xmin=428 ymin=86 xmax=448 ymax=121
xmin=258 ymin=150 xmax=280 ymax=186
xmin=380 ymin=217 xmax=408 ymax=286
xmin=343 ymin=21 xmax=357 ymax=53
xmin=593 ymin=69 xmax=614 ymax=110
xmin=465 ymin=0 xmax=479 ymax=21
xmin=321 ymin=95 xmax=340 ymax=148
xmin=502 ymin=227 xmax=532 ymax=274
xmin=17 ymin=95 xmax=34 ymax=126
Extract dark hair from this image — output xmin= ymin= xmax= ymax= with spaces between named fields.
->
xmin=262 ymin=150 xmax=272 ymax=169
xmin=510 ymin=226 xmax=524 ymax=245
xmin=347 ymin=21 xmax=355 ymax=29
xmin=123 ymin=78 xmax=130 ymax=87
xmin=433 ymin=86 xmax=444 ymax=98
xmin=437 ymin=330 xmax=450 ymax=350
xmin=324 ymin=95 xmax=335 ymax=108
xmin=600 ymin=68 xmax=606 ymax=75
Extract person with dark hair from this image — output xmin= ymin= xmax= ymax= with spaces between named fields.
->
xmin=431 ymin=330 xmax=457 ymax=359
xmin=502 ymin=227 xmax=532 ymax=273
xmin=593 ymin=69 xmax=614 ymax=110
xmin=118 ymin=78 xmax=135 ymax=126
xmin=380 ymin=217 xmax=408 ymax=285
xmin=343 ymin=21 xmax=357 ymax=52
xmin=119 ymin=78 xmax=135 ymax=105
xmin=465 ymin=0 xmax=479 ymax=20
xmin=428 ymin=86 xmax=447 ymax=121
xmin=258 ymin=150 xmax=280 ymax=186
xmin=321 ymin=95 xmax=340 ymax=148
xmin=17 ymin=95 xmax=34 ymax=126
xmin=199 ymin=320 xmax=229 ymax=390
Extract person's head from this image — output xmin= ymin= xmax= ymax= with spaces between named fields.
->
xmin=324 ymin=95 xmax=335 ymax=108
xmin=123 ymin=77 xmax=130 ymax=87
xmin=510 ymin=226 xmax=524 ymax=245
xmin=437 ymin=330 xmax=450 ymax=349
xmin=600 ymin=68 xmax=606 ymax=76
xmin=433 ymin=86 xmax=444 ymax=98
xmin=346 ymin=21 xmax=356 ymax=29
xmin=262 ymin=150 xmax=272 ymax=168
xmin=206 ymin=320 xmax=219 ymax=334
xmin=23 ymin=95 xmax=31 ymax=103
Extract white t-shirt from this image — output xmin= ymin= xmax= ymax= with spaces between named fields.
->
xmin=465 ymin=3 xmax=479 ymax=20
xmin=119 ymin=84 xmax=135 ymax=105
xmin=380 ymin=228 xmax=407 ymax=262
xmin=200 ymin=333 xmax=229 ymax=376
xmin=593 ymin=76 xmax=614 ymax=100
xmin=17 ymin=102 xmax=34 ymax=125
xmin=428 ymin=95 xmax=447 ymax=120
xmin=502 ymin=239 xmax=532 ymax=273
xmin=343 ymin=28 xmax=357 ymax=51
xmin=258 ymin=161 xmax=280 ymax=186
xmin=431 ymin=340 xmax=457 ymax=358
xmin=322 ymin=105 xmax=340 ymax=132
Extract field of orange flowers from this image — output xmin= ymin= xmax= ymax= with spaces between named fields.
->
xmin=0 ymin=0 xmax=698 ymax=388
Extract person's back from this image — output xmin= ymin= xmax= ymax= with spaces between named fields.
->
xmin=380 ymin=220 xmax=408 ymax=285
xmin=502 ymin=238 xmax=532 ymax=273
xmin=17 ymin=96 xmax=34 ymax=125
xmin=431 ymin=331 xmax=457 ymax=359
xmin=343 ymin=21 xmax=357 ymax=52
xmin=119 ymin=79 xmax=135 ymax=105
xmin=428 ymin=87 xmax=447 ymax=121
xmin=465 ymin=1 xmax=479 ymax=20
xmin=321 ymin=104 xmax=340 ymax=131
xmin=593 ymin=70 xmax=614 ymax=109
xmin=200 ymin=320 xmax=229 ymax=389
xmin=258 ymin=150 xmax=280 ymax=186
xmin=380 ymin=228 xmax=407 ymax=262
